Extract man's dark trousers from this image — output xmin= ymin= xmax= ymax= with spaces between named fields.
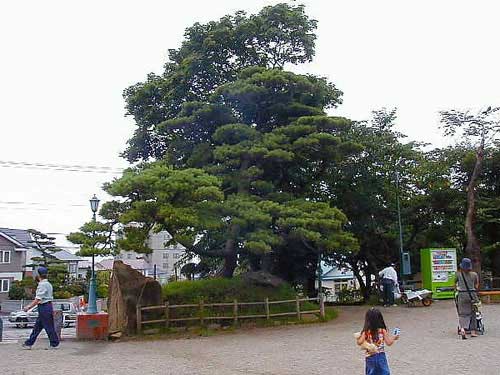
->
xmin=381 ymin=278 xmax=395 ymax=306
xmin=25 ymin=302 xmax=60 ymax=347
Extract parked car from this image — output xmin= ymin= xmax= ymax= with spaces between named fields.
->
xmin=8 ymin=302 xmax=77 ymax=328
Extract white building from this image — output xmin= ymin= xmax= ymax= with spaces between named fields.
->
xmin=115 ymin=230 xmax=187 ymax=284
xmin=317 ymin=262 xmax=360 ymax=302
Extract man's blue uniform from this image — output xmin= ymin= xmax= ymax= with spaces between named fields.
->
xmin=24 ymin=277 xmax=60 ymax=348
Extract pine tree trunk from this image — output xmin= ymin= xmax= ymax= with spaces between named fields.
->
xmin=350 ymin=260 xmax=368 ymax=301
xmin=222 ymin=243 xmax=238 ymax=278
xmin=221 ymin=226 xmax=239 ymax=278
xmin=465 ymin=143 xmax=484 ymax=279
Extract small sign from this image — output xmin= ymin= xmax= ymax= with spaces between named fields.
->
xmin=402 ymin=252 xmax=412 ymax=275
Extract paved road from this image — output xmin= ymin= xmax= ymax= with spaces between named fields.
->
xmin=1 ymin=316 xmax=76 ymax=343
xmin=1 ymin=301 xmax=499 ymax=375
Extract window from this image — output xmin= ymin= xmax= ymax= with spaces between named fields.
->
xmin=163 ymin=252 xmax=169 ymax=259
xmin=69 ymin=264 xmax=77 ymax=273
xmin=0 ymin=279 xmax=9 ymax=293
xmin=127 ymin=253 xmax=133 ymax=259
xmin=163 ymin=263 xmax=168 ymax=270
xmin=0 ymin=250 xmax=11 ymax=264
xmin=173 ymin=253 xmax=180 ymax=259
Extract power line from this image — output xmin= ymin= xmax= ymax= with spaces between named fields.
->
xmin=0 ymin=201 xmax=89 ymax=212
xmin=0 ymin=201 xmax=87 ymax=207
xmin=0 ymin=160 xmax=125 ymax=174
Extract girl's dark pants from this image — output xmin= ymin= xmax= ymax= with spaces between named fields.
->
xmin=24 ymin=302 xmax=60 ymax=347
xmin=366 ymin=352 xmax=390 ymax=375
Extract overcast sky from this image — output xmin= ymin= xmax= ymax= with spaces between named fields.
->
xmin=1 ymin=0 xmax=499 ymax=237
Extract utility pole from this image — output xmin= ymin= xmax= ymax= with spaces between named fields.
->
xmin=396 ymin=172 xmax=404 ymax=280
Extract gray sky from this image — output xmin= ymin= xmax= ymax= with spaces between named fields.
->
xmin=1 ymin=0 xmax=499 ymax=236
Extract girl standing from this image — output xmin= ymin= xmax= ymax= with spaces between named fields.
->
xmin=356 ymin=308 xmax=399 ymax=375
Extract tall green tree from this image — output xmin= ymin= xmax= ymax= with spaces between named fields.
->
xmin=123 ymin=3 xmax=318 ymax=162
xmin=67 ymin=201 xmax=122 ymax=259
xmin=106 ymin=67 xmax=358 ymax=285
xmin=97 ymin=3 xmax=360 ymax=288
xmin=26 ymin=229 xmax=60 ymax=267
xmin=321 ymin=109 xmax=425 ymax=297
xmin=440 ymin=106 xmax=500 ymax=276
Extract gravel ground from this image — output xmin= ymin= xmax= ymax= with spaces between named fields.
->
xmin=1 ymin=300 xmax=499 ymax=375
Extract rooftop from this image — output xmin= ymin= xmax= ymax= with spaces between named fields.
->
xmin=0 ymin=227 xmax=32 ymax=248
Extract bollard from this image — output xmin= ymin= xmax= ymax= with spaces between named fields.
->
xmin=53 ymin=310 xmax=63 ymax=341
xmin=0 ymin=315 xmax=3 ymax=342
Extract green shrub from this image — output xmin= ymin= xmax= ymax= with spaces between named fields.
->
xmin=97 ymin=284 xmax=108 ymax=298
xmin=54 ymin=290 xmax=72 ymax=299
xmin=8 ymin=281 xmax=26 ymax=300
xmin=8 ymin=278 xmax=37 ymax=300
xmin=163 ymin=277 xmax=297 ymax=305
xmin=161 ymin=277 xmax=322 ymax=323
xmin=336 ymin=289 xmax=364 ymax=305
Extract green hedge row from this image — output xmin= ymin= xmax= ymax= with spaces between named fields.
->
xmin=163 ymin=277 xmax=297 ymax=305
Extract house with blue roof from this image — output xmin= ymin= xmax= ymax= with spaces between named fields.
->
xmin=318 ymin=262 xmax=359 ymax=302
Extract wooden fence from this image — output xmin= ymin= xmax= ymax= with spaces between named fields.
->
xmin=137 ymin=295 xmax=325 ymax=334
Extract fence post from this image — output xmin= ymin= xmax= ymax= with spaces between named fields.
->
xmin=319 ymin=293 xmax=325 ymax=319
xmin=295 ymin=295 xmax=301 ymax=320
xmin=233 ymin=299 xmax=238 ymax=325
xmin=265 ymin=298 xmax=270 ymax=320
xmin=164 ymin=302 xmax=170 ymax=330
xmin=199 ymin=299 xmax=204 ymax=327
xmin=136 ymin=305 xmax=142 ymax=334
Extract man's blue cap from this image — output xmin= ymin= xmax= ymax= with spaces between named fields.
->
xmin=37 ymin=266 xmax=48 ymax=276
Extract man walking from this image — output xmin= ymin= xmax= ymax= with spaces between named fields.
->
xmin=22 ymin=266 xmax=60 ymax=349
xmin=379 ymin=263 xmax=398 ymax=307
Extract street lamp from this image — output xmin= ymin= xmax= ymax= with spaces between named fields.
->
xmin=90 ymin=194 xmax=100 ymax=221
xmin=87 ymin=194 xmax=100 ymax=314
xmin=395 ymin=172 xmax=411 ymax=279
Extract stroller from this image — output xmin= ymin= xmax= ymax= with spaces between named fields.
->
xmin=455 ymin=293 xmax=485 ymax=337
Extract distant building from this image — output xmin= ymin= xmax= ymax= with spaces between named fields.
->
xmin=27 ymin=248 xmax=83 ymax=279
xmin=115 ymin=230 xmax=187 ymax=284
xmin=0 ymin=228 xmax=30 ymax=302
xmin=96 ymin=258 xmax=149 ymax=276
xmin=0 ymin=227 xmax=86 ymax=293
xmin=318 ymin=262 xmax=359 ymax=302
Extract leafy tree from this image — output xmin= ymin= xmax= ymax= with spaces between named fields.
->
xmin=106 ymin=66 xmax=358 ymax=286
xmin=67 ymin=221 xmax=116 ymax=259
xmin=26 ymin=229 xmax=61 ymax=268
xmin=67 ymin=200 xmax=124 ymax=260
xmin=123 ymin=3 xmax=318 ymax=162
xmin=440 ymin=107 xmax=500 ymax=276
xmin=320 ymin=109 xmax=427 ymax=298
xmin=96 ymin=4 xmax=361 ymax=292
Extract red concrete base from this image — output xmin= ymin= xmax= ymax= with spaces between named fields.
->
xmin=76 ymin=312 xmax=109 ymax=340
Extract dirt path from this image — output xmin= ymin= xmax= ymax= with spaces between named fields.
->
xmin=1 ymin=300 xmax=499 ymax=375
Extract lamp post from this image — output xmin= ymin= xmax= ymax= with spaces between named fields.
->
xmin=396 ymin=172 xmax=405 ymax=280
xmin=87 ymin=194 xmax=100 ymax=314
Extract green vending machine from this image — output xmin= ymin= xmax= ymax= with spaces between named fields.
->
xmin=421 ymin=248 xmax=457 ymax=299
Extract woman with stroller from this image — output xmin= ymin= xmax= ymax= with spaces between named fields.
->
xmin=455 ymin=258 xmax=480 ymax=339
